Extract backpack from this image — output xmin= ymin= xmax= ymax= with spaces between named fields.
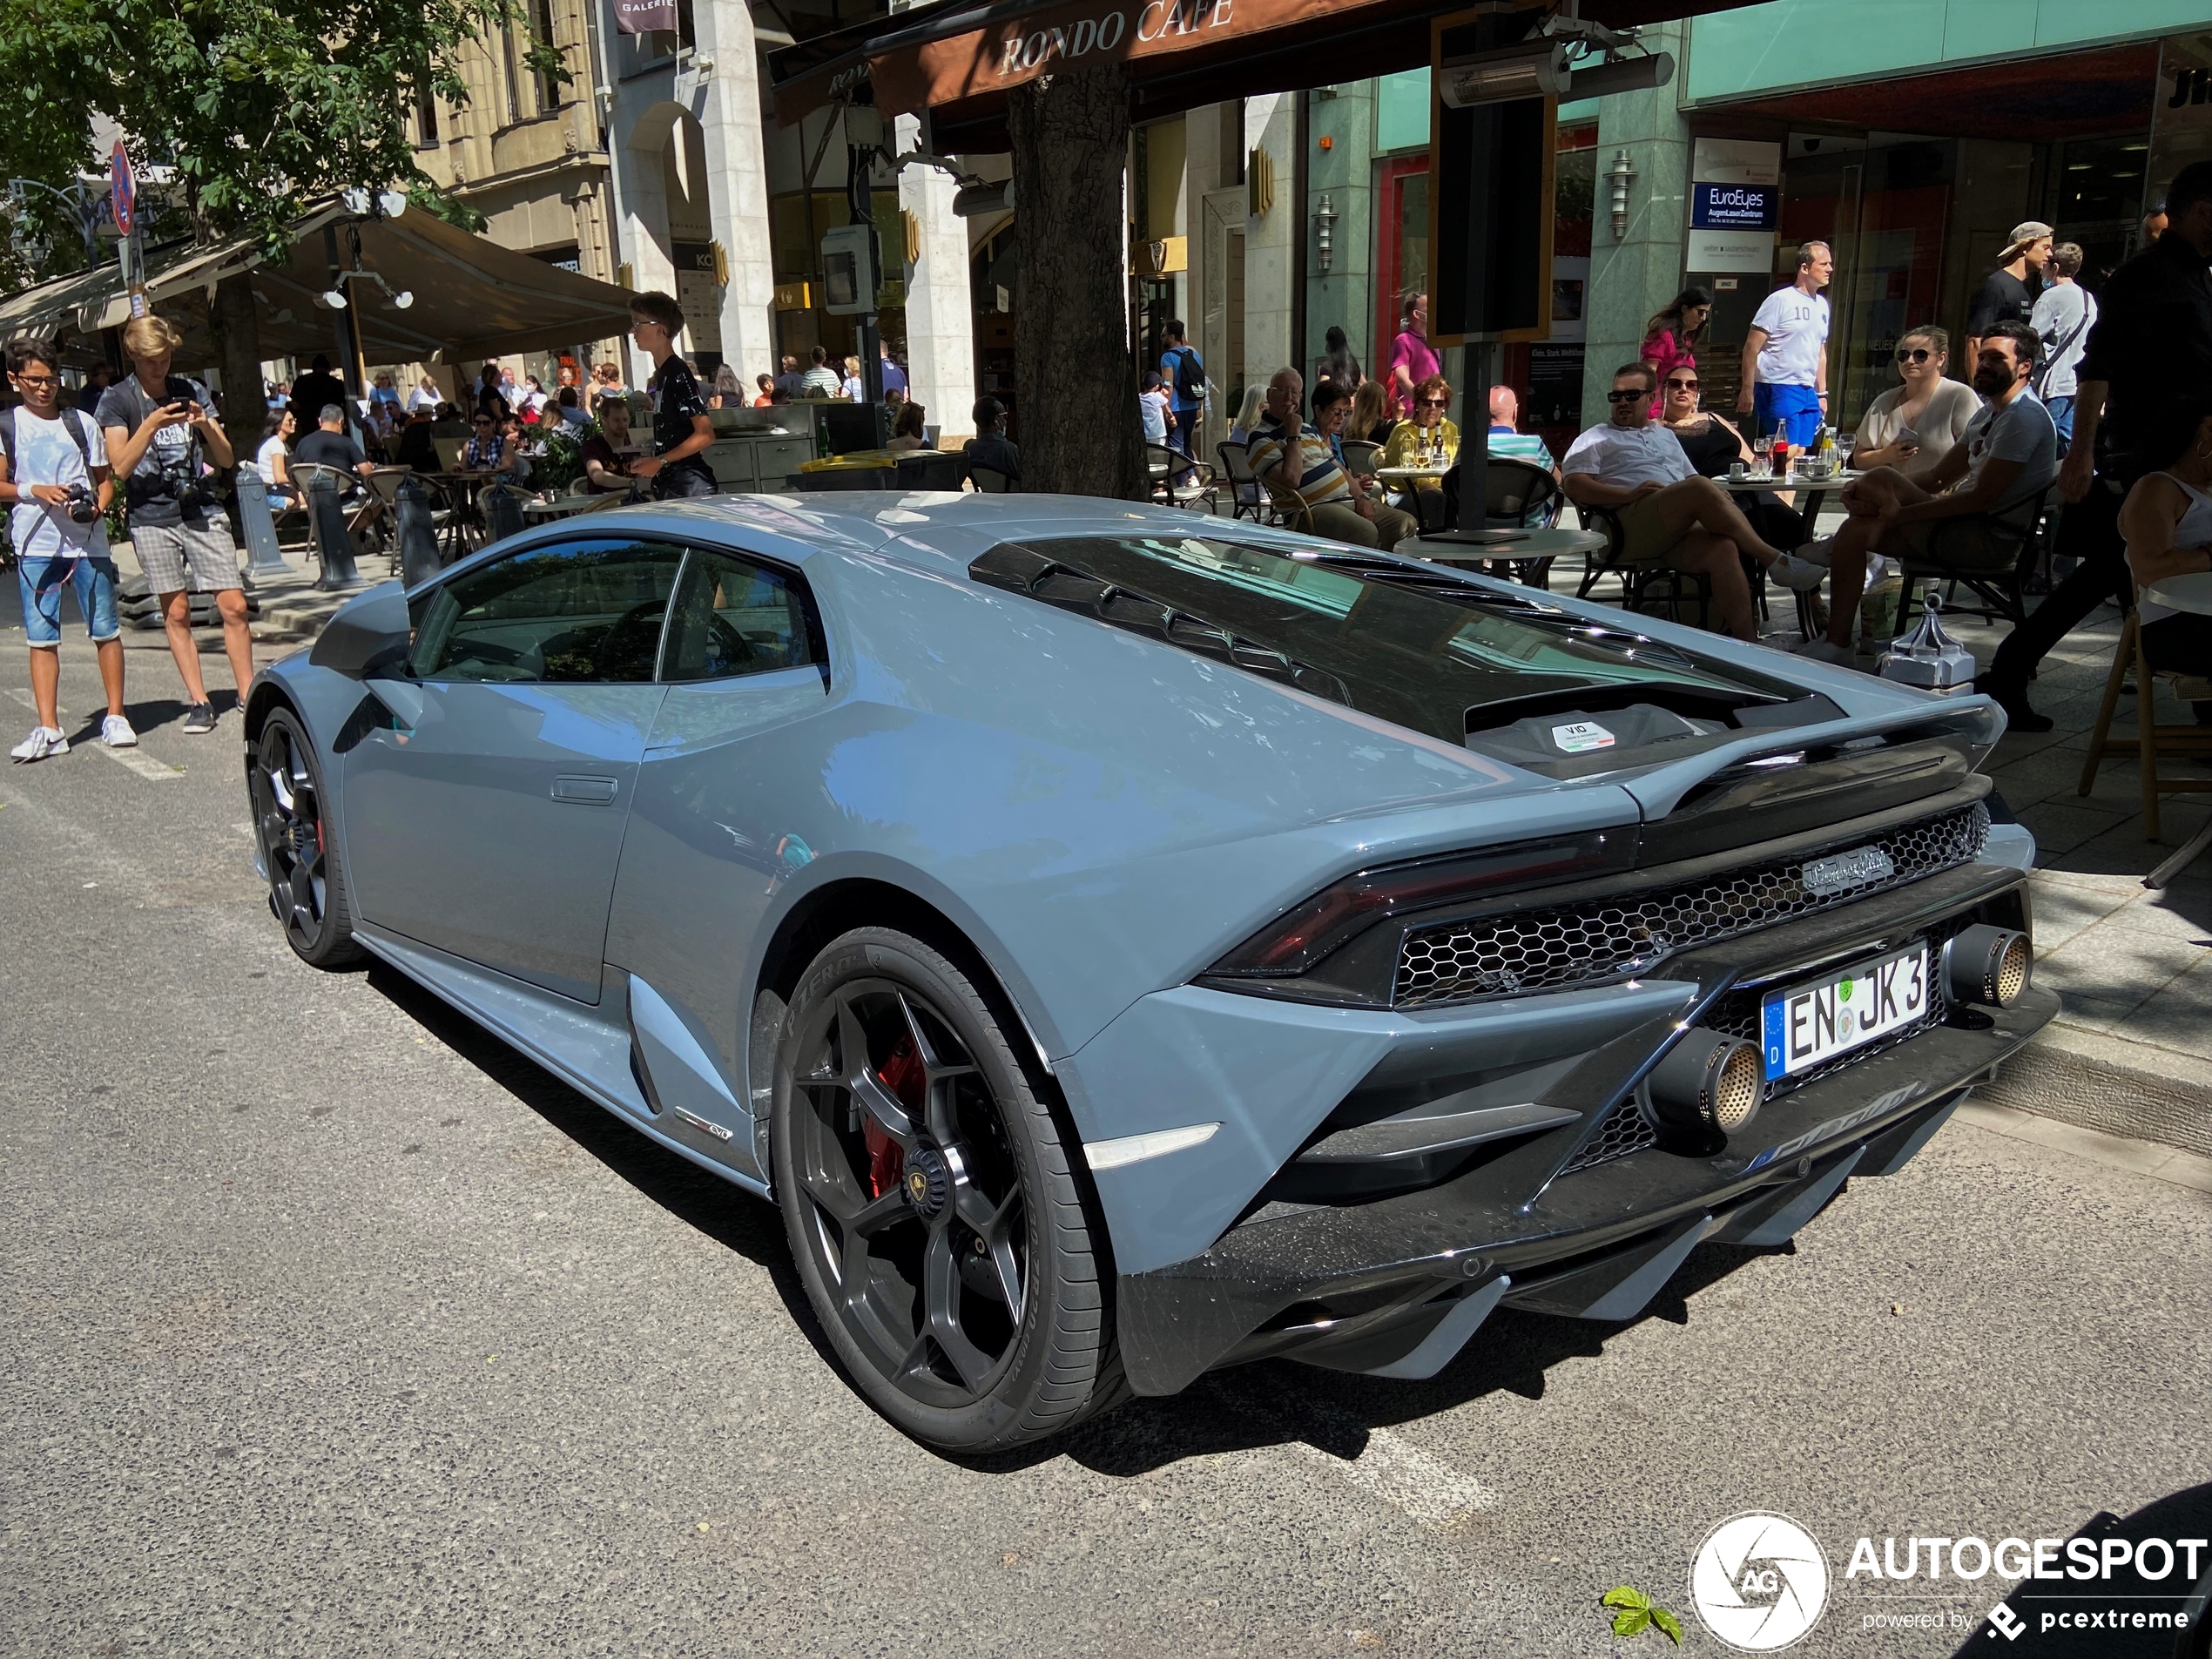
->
xmin=0 ymin=404 xmax=95 ymax=476
xmin=1169 ymin=346 xmax=1204 ymax=405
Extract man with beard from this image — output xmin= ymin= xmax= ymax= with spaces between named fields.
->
xmin=1791 ymin=320 xmax=2056 ymax=664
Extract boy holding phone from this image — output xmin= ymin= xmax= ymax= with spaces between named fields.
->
xmin=97 ymin=314 xmax=248 ymax=734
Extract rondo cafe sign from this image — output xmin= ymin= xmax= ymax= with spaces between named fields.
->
xmin=860 ymin=0 xmax=1357 ymax=116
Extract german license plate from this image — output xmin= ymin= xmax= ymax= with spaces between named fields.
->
xmin=1761 ymin=945 xmax=1928 ymax=1081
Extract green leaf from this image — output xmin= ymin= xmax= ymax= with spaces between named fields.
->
xmin=1602 ymin=1586 xmax=1651 ymax=1610
xmin=1651 ymin=1608 xmax=1684 ymax=1645
xmin=1611 ymin=1608 xmax=1652 ymax=1638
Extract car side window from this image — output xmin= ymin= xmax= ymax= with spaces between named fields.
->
xmin=410 ymin=539 xmax=686 ymax=685
xmin=659 ymin=546 xmax=819 ymax=683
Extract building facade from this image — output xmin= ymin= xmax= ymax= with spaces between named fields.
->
xmin=408 ymin=0 xmax=626 ymax=388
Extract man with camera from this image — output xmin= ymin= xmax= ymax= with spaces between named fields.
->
xmin=4 ymin=337 xmax=131 ymax=762
xmin=97 ymin=314 xmax=249 ymax=734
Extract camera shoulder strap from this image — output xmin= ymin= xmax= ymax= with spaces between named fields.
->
xmin=58 ymin=408 xmax=92 ymax=467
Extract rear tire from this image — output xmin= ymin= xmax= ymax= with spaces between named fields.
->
xmin=249 ymin=708 xmax=366 ymax=968
xmin=772 ymin=927 xmax=1121 ymax=1453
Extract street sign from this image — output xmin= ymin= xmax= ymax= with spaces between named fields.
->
xmin=110 ymin=143 xmax=135 ymax=237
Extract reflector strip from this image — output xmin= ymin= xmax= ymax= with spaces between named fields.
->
xmin=1084 ymin=1123 xmax=1220 ymax=1170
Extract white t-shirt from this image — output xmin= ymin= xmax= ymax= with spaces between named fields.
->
xmin=406 ymin=384 xmax=439 ymax=412
xmin=2030 ymin=283 xmax=2098 ymax=400
xmin=1751 ymin=286 xmax=1831 ymax=388
xmin=7 ymin=408 xmax=108 ymax=562
xmin=256 ymin=435 xmax=290 ymax=488
xmin=1561 ymin=422 xmax=1696 ymax=490
xmin=1960 ymin=390 xmax=2059 ymax=515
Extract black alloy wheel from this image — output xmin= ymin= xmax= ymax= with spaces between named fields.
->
xmin=249 ymin=710 xmax=365 ymax=969
xmin=772 ymin=927 xmax=1121 ymax=1452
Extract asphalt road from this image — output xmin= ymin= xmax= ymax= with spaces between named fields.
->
xmin=3 ymin=651 xmax=2209 ymax=1659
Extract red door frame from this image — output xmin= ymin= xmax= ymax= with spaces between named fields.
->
xmin=1374 ymin=153 xmax=1429 ymax=373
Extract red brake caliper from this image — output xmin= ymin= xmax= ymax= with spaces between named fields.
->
xmin=863 ymin=1040 xmax=924 ymax=1199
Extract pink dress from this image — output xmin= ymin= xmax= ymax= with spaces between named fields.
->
xmin=1642 ymin=329 xmax=1695 ymax=416
xmin=1386 ymin=331 xmax=1441 ymax=415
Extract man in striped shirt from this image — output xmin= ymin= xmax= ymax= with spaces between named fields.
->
xmin=1248 ymin=368 xmax=1417 ymax=550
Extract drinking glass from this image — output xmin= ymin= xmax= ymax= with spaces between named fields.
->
xmin=1752 ymin=435 xmax=1772 ymax=479
xmin=1836 ymin=432 xmax=1857 ymax=472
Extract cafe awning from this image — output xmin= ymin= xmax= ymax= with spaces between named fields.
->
xmin=770 ymin=0 xmax=1745 ymax=148
xmin=0 ymin=199 xmax=637 ymax=366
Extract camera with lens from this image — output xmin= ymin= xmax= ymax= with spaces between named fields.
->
xmin=64 ymin=483 xmax=99 ymax=524
xmin=169 ymin=469 xmax=213 ymax=513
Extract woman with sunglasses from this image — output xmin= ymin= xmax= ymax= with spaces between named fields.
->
xmin=1640 ymin=287 xmax=1711 ymax=418
xmin=1378 ymin=376 xmax=1460 ymax=528
xmin=1852 ymin=327 xmax=1980 ymax=471
xmin=1661 ymin=368 xmax=1805 ymax=550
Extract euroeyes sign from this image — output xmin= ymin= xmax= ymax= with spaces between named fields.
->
xmin=1691 ymin=183 xmax=1779 ymax=231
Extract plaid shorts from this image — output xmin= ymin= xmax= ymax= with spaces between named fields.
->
xmin=132 ymin=519 xmax=241 ymax=595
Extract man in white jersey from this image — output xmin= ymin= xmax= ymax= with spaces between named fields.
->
xmin=1738 ymin=241 xmax=1833 ymax=448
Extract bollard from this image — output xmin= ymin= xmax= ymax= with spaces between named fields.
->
xmin=395 ymin=473 xmax=442 ymax=588
xmin=308 ymin=476 xmax=362 ymax=590
xmin=234 ymin=468 xmax=290 ymax=577
xmin=481 ymin=480 xmax=526 ymax=547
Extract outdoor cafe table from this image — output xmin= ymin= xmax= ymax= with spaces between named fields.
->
xmin=523 ymin=491 xmax=619 ymax=521
xmin=1400 ymin=525 xmax=1608 ymax=585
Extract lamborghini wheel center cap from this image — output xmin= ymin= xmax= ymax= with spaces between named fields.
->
xmin=903 ymin=1144 xmax=951 ymax=1217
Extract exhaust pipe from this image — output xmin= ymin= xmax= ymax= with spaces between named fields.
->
xmin=1647 ymin=1030 xmax=1764 ymax=1134
xmin=1942 ymin=925 xmax=2031 ymax=1008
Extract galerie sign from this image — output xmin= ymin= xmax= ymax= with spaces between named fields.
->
xmin=615 ymin=0 xmax=678 ymax=33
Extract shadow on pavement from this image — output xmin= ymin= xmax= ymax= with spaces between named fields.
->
xmin=359 ymin=952 xmax=1803 ymax=1474
xmin=361 ymin=960 xmax=846 ymax=1373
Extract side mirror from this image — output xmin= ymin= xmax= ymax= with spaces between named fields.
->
xmin=307 ymin=583 xmax=414 ymax=680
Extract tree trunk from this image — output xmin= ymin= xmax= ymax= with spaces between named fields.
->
xmin=212 ymin=271 xmax=263 ymax=440
xmin=1008 ymin=64 xmax=1145 ymax=501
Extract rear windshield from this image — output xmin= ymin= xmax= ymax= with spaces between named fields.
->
xmin=992 ymin=535 xmax=1799 ymax=744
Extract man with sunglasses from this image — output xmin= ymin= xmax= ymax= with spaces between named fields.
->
xmin=1564 ymin=363 xmax=1824 ymax=644
xmin=5 ymin=338 xmax=131 ymax=761
xmin=1797 ymin=323 xmax=2056 ymax=665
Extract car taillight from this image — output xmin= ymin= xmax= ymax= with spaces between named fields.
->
xmin=1205 ymin=828 xmax=1632 ymax=980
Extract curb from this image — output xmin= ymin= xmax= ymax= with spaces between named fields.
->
xmin=1955 ymin=1098 xmax=2212 ymax=1195
xmin=1976 ymin=1023 xmax=2212 ymax=1162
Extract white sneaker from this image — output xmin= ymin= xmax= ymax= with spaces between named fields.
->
xmin=1791 ymin=638 xmax=1853 ymax=664
xmin=1767 ymin=552 xmax=1828 ymax=592
xmin=1796 ymin=536 xmax=1837 ymax=568
xmin=10 ymin=725 xmax=68 ymax=763
xmin=101 ymin=714 xmax=138 ymax=748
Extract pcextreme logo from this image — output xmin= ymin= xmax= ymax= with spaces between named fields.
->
xmin=1689 ymin=1513 xmax=1831 ymax=1651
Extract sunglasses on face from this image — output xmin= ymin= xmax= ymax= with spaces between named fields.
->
xmin=1606 ymin=388 xmax=1647 ymax=404
xmin=1418 ymin=397 xmax=1450 ymax=408
xmin=1667 ymin=377 xmax=1699 ymax=391
xmin=1896 ymin=347 xmax=1933 ymax=363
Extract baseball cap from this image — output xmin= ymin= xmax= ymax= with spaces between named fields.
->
xmin=2000 ymin=220 xmax=2054 ymax=260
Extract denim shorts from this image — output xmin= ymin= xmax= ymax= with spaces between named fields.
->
xmin=17 ymin=555 xmax=121 ymax=646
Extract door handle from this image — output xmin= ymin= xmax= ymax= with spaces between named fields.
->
xmin=550 ymin=774 xmax=620 ymax=805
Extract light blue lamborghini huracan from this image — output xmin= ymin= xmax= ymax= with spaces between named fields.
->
xmin=250 ymin=493 xmax=2054 ymax=1452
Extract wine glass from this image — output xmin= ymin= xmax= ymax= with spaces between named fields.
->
xmin=1836 ymin=431 xmax=1857 ymax=474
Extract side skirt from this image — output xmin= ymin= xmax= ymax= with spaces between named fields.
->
xmin=352 ymin=921 xmax=771 ymax=1201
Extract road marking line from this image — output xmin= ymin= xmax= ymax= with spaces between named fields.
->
xmin=1296 ymin=1424 xmax=1498 ymax=1530
xmin=6 ymin=688 xmax=182 ymax=778
xmin=96 ymin=744 xmax=184 ymax=780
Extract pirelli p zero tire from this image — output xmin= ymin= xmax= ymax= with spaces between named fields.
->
xmin=772 ymin=927 xmax=1121 ymax=1453
xmin=249 ymin=708 xmax=367 ymax=970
